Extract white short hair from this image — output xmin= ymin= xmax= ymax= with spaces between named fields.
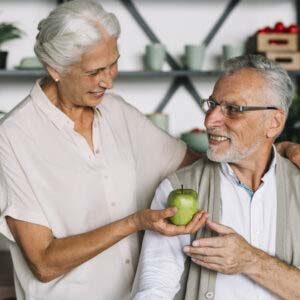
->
xmin=34 ymin=0 xmax=121 ymax=73
xmin=222 ymin=54 xmax=294 ymax=116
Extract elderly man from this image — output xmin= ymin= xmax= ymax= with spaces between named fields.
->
xmin=132 ymin=54 xmax=300 ymax=300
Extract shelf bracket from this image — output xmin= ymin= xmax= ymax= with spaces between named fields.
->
xmin=202 ymin=0 xmax=241 ymax=47
xmin=120 ymin=0 xmax=203 ymax=112
xmin=120 ymin=0 xmax=240 ymax=113
xmin=155 ymin=78 xmax=181 ymax=112
xmin=156 ymin=76 xmax=202 ymax=112
xmin=119 ymin=0 xmax=180 ymax=70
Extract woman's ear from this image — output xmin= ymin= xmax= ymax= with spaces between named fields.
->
xmin=266 ymin=109 xmax=286 ymax=139
xmin=46 ymin=65 xmax=61 ymax=83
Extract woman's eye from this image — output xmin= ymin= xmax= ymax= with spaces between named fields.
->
xmin=88 ymin=72 xmax=98 ymax=76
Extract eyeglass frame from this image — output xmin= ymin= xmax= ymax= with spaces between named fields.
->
xmin=200 ymin=97 xmax=278 ymax=117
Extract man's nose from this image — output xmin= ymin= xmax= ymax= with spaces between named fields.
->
xmin=99 ymin=68 xmax=114 ymax=89
xmin=204 ymin=105 xmax=225 ymax=129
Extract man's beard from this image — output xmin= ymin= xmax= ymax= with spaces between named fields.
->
xmin=206 ymin=130 xmax=263 ymax=163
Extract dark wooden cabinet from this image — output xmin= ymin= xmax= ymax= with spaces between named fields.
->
xmin=0 ymin=251 xmax=15 ymax=300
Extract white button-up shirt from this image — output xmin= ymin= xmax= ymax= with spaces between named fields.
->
xmin=132 ymin=152 xmax=277 ymax=300
xmin=0 ymin=80 xmax=186 ymax=300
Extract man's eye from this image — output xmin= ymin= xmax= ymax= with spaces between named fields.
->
xmin=208 ymin=101 xmax=217 ymax=109
xmin=226 ymin=105 xmax=240 ymax=113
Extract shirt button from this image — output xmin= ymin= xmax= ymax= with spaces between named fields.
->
xmin=125 ymin=259 xmax=130 ymax=264
xmin=205 ymin=292 xmax=214 ymax=299
xmin=95 ymin=149 xmax=99 ymax=154
xmin=111 ymin=202 xmax=116 ymax=207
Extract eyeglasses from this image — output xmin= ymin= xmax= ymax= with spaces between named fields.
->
xmin=200 ymin=98 xmax=278 ymax=118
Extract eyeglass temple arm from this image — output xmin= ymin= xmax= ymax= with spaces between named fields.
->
xmin=241 ymin=106 xmax=278 ymax=112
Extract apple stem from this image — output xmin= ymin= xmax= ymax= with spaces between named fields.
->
xmin=181 ymin=184 xmax=183 ymax=194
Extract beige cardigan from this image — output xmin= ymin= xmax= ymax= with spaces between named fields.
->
xmin=168 ymin=154 xmax=300 ymax=300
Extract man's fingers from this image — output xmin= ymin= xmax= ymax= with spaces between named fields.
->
xmin=191 ymin=236 xmax=225 ymax=248
xmin=183 ymin=246 xmax=221 ymax=257
xmin=191 ymin=259 xmax=221 ymax=272
xmin=206 ymin=220 xmax=233 ymax=235
xmin=190 ymin=255 xmax=223 ymax=265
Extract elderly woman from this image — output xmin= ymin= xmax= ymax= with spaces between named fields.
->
xmin=0 ymin=1 xmax=207 ymax=299
xmin=0 ymin=1 xmax=299 ymax=300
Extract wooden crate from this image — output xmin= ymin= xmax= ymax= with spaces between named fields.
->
xmin=257 ymin=33 xmax=298 ymax=52
xmin=0 ymin=286 xmax=16 ymax=300
xmin=265 ymin=52 xmax=300 ymax=70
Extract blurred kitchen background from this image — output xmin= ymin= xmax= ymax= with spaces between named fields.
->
xmin=0 ymin=0 xmax=300 ymax=299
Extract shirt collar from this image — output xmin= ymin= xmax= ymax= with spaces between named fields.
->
xmin=220 ymin=145 xmax=277 ymax=186
xmin=30 ymin=79 xmax=102 ymax=130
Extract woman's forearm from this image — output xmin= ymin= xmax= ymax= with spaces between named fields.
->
xmin=21 ymin=214 xmax=138 ymax=282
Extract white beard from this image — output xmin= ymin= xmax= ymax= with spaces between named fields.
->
xmin=207 ymin=136 xmax=263 ymax=163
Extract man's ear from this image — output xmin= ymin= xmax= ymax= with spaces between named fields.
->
xmin=46 ymin=65 xmax=61 ymax=83
xmin=266 ymin=109 xmax=286 ymax=138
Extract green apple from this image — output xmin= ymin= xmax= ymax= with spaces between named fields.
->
xmin=167 ymin=186 xmax=198 ymax=225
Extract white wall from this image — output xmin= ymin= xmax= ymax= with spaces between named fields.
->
xmin=0 ymin=0 xmax=296 ymax=138
xmin=0 ymin=0 xmax=297 ymax=250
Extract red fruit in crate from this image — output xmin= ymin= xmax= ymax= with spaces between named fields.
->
xmin=287 ymin=24 xmax=298 ymax=33
xmin=191 ymin=128 xmax=202 ymax=133
xmin=274 ymin=22 xmax=285 ymax=32
xmin=256 ymin=29 xmax=266 ymax=34
xmin=264 ymin=26 xmax=273 ymax=33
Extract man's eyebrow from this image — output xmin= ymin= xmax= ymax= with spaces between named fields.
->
xmin=210 ymin=96 xmax=245 ymax=106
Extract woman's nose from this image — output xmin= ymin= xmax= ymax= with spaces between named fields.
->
xmin=99 ymin=68 xmax=114 ymax=89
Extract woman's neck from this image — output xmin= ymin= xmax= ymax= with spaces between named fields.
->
xmin=41 ymin=77 xmax=94 ymax=124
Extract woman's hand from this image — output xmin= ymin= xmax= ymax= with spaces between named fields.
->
xmin=132 ymin=208 xmax=208 ymax=236
xmin=276 ymin=141 xmax=300 ymax=168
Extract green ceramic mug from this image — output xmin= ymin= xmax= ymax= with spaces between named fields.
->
xmin=181 ymin=130 xmax=208 ymax=153
xmin=146 ymin=113 xmax=169 ymax=132
xmin=145 ymin=43 xmax=166 ymax=71
xmin=184 ymin=44 xmax=205 ymax=70
xmin=222 ymin=44 xmax=245 ymax=61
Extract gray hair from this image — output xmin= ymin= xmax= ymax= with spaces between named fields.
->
xmin=34 ymin=0 xmax=121 ymax=73
xmin=221 ymin=54 xmax=294 ymax=116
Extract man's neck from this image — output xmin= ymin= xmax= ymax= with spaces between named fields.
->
xmin=229 ymin=146 xmax=274 ymax=192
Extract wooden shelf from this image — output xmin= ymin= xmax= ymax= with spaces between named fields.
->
xmin=0 ymin=69 xmax=45 ymax=78
xmin=0 ymin=69 xmax=221 ymax=78
xmin=1 ymin=69 xmax=300 ymax=79
xmin=119 ymin=70 xmax=221 ymax=77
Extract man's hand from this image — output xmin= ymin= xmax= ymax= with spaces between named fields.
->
xmin=183 ymin=220 xmax=257 ymax=274
xmin=132 ymin=208 xmax=208 ymax=236
xmin=276 ymin=141 xmax=300 ymax=168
